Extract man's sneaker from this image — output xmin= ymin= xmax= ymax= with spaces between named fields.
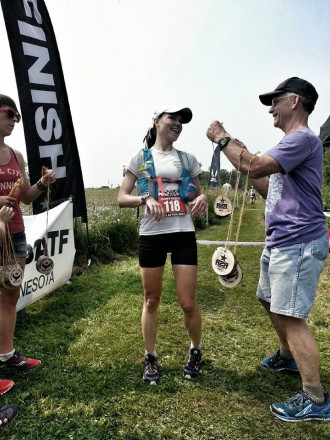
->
xmin=0 ymin=351 xmax=41 ymax=370
xmin=143 ymin=354 xmax=159 ymax=385
xmin=183 ymin=348 xmax=202 ymax=379
xmin=0 ymin=379 xmax=14 ymax=395
xmin=0 ymin=404 xmax=18 ymax=427
xmin=261 ymin=350 xmax=298 ymax=372
xmin=271 ymin=391 xmax=330 ymax=422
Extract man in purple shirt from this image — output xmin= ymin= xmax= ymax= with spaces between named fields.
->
xmin=207 ymin=77 xmax=329 ymax=422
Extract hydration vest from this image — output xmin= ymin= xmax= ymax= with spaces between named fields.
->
xmin=137 ymin=149 xmax=197 ymax=203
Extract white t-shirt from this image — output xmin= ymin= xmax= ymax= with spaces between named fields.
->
xmin=125 ymin=147 xmax=201 ymax=235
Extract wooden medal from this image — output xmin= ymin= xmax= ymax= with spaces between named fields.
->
xmin=212 ymin=247 xmax=236 ymax=276
xmin=218 ymin=262 xmax=243 ymax=288
xmin=36 ymin=255 xmax=54 ymax=275
xmin=213 ymin=194 xmax=232 ymax=217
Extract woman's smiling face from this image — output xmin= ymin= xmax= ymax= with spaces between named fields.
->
xmin=155 ymin=113 xmax=183 ymax=143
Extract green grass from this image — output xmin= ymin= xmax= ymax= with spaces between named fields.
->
xmin=2 ymin=200 xmax=330 ymax=439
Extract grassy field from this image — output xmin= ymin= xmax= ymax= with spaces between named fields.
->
xmin=2 ymin=193 xmax=329 ymax=439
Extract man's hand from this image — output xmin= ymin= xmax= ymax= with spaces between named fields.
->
xmin=206 ymin=120 xmax=227 ymax=144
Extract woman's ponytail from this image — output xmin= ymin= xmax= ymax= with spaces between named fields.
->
xmin=143 ymin=124 xmax=157 ymax=149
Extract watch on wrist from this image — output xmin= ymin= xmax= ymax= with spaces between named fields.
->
xmin=140 ymin=193 xmax=150 ymax=205
xmin=217 ymin=136 xmax=231 ymax=151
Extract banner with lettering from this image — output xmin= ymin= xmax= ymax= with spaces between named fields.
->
xmin=17 ymin=200 xmax=75 ymax=311
xmin=1 ymin=0 xmax=87 ymax=221
xmin=208 ymin=145 xmax=221 ymax=187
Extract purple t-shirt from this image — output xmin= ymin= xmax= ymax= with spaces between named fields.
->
xmin=264 ymin=127 xmax=326 ymax=247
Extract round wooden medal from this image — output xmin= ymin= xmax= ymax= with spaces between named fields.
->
xmin=0 ymin=264 xmax=24 ymax=289
xmin=211 ymin=247 xmax=236 ymax=276
xmin=7 ymin=265 xmax=24 ymax=287
xmin=218 ymin=262 xmax=243 ymax=288
xmin=36 ymin=255 xmax=54 ymax=275
xmin=213 ymin=195 xmax=232 ymax=217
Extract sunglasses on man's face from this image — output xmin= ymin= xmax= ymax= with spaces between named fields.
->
xmin=271 ymin=93 xmax=297 ymax=108
xmin=0 ymin=108 xmax=21 ymax=123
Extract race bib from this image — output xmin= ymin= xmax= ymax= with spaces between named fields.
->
xmin=158 ymin=195 xmax=187 ymax=217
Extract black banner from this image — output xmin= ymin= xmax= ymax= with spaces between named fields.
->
xmin=208 ymin=145 xmax=221 ymax=187
xmin=1 ymin=0 xmax=87 ymax=221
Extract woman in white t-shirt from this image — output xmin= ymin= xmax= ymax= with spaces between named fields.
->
xmin=118 ymin=106 xmax=207 ymax=384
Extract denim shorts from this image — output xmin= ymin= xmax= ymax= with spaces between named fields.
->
xmin=6 ymin=231 xmax=27 ymax=259
xmin=256 ymin=231 xmax=329 ymax=319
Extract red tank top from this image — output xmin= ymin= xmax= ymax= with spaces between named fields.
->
xmin=0 ymin=147 xmax=24 ymax=234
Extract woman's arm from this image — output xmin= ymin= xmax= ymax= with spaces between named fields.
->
xmin=118 ymin=170 xmax=165 ymax=222
xmin=15 ymin=149 xmax=56 ymax=205
xmin=118 ymin=170 xmax=142 ymax=208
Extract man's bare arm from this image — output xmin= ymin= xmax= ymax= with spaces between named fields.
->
xmin=206 ymin=120 xmax=282 ymax=198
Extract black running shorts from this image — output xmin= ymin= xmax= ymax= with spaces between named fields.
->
xmin=138 ymin=232 xmax=198 ymax=268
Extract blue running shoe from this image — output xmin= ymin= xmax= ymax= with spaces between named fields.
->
xmin=261 ymin=350 xmax=298 ymax=372
xmin=271 ymin=391 xmax=330 ymax=422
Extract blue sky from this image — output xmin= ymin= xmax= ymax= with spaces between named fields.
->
xmin=0 ymin=0 xmax=329 ymax=187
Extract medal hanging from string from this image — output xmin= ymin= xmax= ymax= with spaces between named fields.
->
xmin=210 ymin=123 xmax=233 ymax=218
xmin=0 ymin=229 xmax=24 ymax=289
xmin=36 ymin=169 xmax=54 ymax=275
xmin=0 ymin=178 xmax=24 ymax=289
xmin=211 ymin=142 xmax=260 ymax=288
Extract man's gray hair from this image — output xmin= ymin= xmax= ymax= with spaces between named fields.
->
xmin=298 ymin=95 xmax=315 ymax=114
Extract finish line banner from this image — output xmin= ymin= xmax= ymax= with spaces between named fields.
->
xmin=1 ymin=0 xmax=87 ymax=221
xmin=17 ymin=200 xmax=75 ymax=312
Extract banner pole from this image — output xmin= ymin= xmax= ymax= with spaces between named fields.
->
xmin=85 ymin=218 xmax=92 ymax=267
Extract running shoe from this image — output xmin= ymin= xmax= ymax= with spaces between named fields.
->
xmin=261 ymin=350 xmax=298 ymax=372
xmin=0 ymin=404 xmax=18 ymax=427
xmin=0 ymin=379 xmax=14 ymax=395
xmin=183 ymin=348 xmax=202 ymax=379
xmin=271 ymin=391 xmax=330 ymax=422
xmin=0 ymin=351 xmax=41 ymax=370
xmin=143 ymin=354 xmax=159 ymax=385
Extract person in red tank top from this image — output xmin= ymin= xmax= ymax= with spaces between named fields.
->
xmin=0 ymin=206 xmax=18 ymax=427
xmin=0 ymin=94 xmax=56 ymax=395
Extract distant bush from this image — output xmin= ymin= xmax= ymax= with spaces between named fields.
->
xmin=74 ymin=189 xmax=138 ymax=266
xmin=204 ymin=189 xmax=222 ymax=226
xmin=323 ymin=148 xmax=330 ymax=214
xmin=322 ymin=186 xmax=330 ymax=211
xmin=192 ymin=214 xmax=207 ymax=230
xmin=74 ymin=211 xmax=138 ymax=266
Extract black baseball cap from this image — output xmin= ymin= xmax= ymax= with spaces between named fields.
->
xmin=259 ymin=77 xmax=318 ymax=106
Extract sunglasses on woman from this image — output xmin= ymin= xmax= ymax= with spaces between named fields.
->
xmin=0 ymin=108 xmax=21 ymax=123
